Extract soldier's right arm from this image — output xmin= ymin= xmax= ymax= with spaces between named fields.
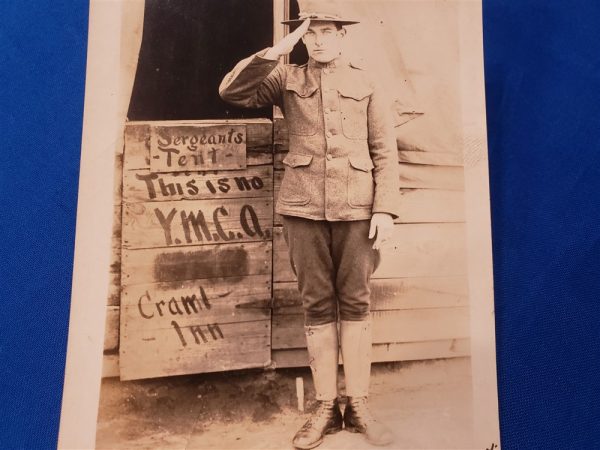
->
xmin=219 ymin=19 xmax=310 ymax=109
xmin=218 ymin=50 xmax=286 ymax=109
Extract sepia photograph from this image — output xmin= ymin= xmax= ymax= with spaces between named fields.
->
xmin=59 ymin=0 xmax=500 ymax=448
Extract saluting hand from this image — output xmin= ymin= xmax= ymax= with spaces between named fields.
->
xmin=264 ymin=18 xmax=311 ymax=60
xmin=369 ymin=213 xmax=394 ymax=250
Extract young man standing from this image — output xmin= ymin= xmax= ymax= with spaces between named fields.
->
xmin=219 ymin=1 xmax=399 ymax=448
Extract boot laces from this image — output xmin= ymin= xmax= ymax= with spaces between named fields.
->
xmin=349 ymin=397 xmax=378 ymax=425
xmin=301 ymin=399 xmax=336 ymax=430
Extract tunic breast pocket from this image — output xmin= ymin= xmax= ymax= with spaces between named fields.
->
xmin=337 ymin=85 xmax=372 ymax=140
xmin=284 ymin=83 xmax=320 ymax=136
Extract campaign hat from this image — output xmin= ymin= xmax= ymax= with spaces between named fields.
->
xmin=282 ymin=0 xmax=360 ymax=26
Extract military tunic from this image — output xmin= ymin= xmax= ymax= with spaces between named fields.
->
xmin=219 ymin=49 xmax=400 ymax=221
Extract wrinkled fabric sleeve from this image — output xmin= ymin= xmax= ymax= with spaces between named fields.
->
xmin=367 ymin=81 xmax=401 ymax=219
xmin=219 ymin=48 xmax=286 ymax=109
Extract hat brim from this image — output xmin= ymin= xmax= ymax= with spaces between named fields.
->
xmin=282 ymin=18 xmax=359 ymax=26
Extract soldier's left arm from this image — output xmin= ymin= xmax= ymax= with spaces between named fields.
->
xmin=367 ymin=79 xmax=401 ymax=220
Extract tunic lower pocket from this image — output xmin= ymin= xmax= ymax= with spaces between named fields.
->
xmin=347 ymin=155 xmax=375 ymax=208
xmin=279 ymin=153 xmax=313 ymax=205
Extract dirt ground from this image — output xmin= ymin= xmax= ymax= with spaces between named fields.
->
xmin=96 ymin=357 xmax=474 ymax=450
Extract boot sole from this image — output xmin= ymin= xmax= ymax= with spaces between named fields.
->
xmin=292 ymin=426 xmax=343 ymax=450
xmin=344 ymin=426 xmax=394 ymax=446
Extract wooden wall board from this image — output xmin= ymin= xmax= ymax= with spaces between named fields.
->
xmin=121 ymin=274 xmax=272 ymax=328
xmin=124 ymin=120 xmax=273 ymax=171
xmin=272 ymin=338 xmax=470 ymax=368
xmin=272 ymin=307 xmax=470 ymax=350
xmin=122 ymin=241 xmax=272 ymax=286
xmin=396 ymin=188 xmax=465 ymax=223
xmin=273 ymin=223 xmax=467 ymax=282
xmin=104 ymin=306 xmax=119 ymax=353
xmin=398 ymin=150 xmax=463 ymax=167
xmin=122 ymin=198 xmax=273 ymax=249
xmin=123 ymin=166 xmax=273 ymax=203
xmin=399 ymin=163 xmax=464 ymax=190
xmin=119 ymin=318 xmax=271 ymax=380
xmin=273 ymin=276 xmax=468 ymax=313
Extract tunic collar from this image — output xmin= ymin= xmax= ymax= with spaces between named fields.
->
xmin=307 ymin=55 xmax=345 ymax=69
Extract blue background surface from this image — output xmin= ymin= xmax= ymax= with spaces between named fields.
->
xmin=1 ymin=0 xmax=600 ymax=448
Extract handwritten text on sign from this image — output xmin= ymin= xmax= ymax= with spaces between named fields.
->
xmin=122 ymin=199 xmax=272 ymax=249
xmin=150 ymin=124 xmax=247 ymax=173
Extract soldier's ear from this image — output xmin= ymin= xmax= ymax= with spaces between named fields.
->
xmin=338 ymin=27 xmax=347 ymax=37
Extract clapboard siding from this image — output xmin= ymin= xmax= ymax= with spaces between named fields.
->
xmin=273 ymin=276 xmax=468 ymax=313
xmin=273 ymin=223 xmax=467 ymax=282
xmin=272 ymin=338 xmax=470 ymax=368
xmin=272 ymin=307 xmax=470 ymax=350
xmin=124 ymin=120 xmax=273 ymax=171
xmin=399 ymin=163 xmax=464 ymax=190
xmin=398 ymin=150 xmax=463 ymax=167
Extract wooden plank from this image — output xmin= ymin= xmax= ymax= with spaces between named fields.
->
xmin=119 ymin=318 xmax=271 ymax=380
xmin=121 ymin=274 xmax=272 ymax=328
xmin=107 ymin=206 xmax=122 ymax=306
xmin=122 ymin=241 xmax=272 ymax=286
xmin=102 ymin=354 xmax=120 ymax=378
xmin=274 ymin=223 xmax=467 ymax=282
xmin=124 ymin=120 xmax=273 ymax=171
xmin=376 ymin=223 xmax=467 ymax=278
xmin=398 ymin=150 xmax=463 ymax=167
xmin=122 ymin=198 xmax=273 ymax=249
xmin=123 ymin=166 xmax=273 ymax=203
xmin=150 ymin=124 xmax=247 ymax=173
xmin=272 ymin=307 xmax=470 ymax=350
xmin=104 ymin=306 xmax=119 ymax=353
xmin=272 ymin=339 xmax=470 ymax=368
xmin=273 ymin=276 xmax=468 ymax=313
xmin=399 ymin=163 xmax=464 ymax=190
xmin=396 ymin=188 xmax=465 ymax=223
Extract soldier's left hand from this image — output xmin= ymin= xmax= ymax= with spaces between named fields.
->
xmin=369 ymin=213 xmax=394 ymax=249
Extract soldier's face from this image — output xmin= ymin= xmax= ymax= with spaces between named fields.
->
xmin=301 ymin=21 xmax=346 ymax=63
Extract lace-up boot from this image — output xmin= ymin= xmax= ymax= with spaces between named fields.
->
xmin=292 ymin=322 xmax=341 ymax=448
xmin=340 ymin=319 xmax=394 ymax=445
xmin=343 ymin=396 xmax=394 ymax=446
xmin=292 ymin=398 xmax=343 ymax=449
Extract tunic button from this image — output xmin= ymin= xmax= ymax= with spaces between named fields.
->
xmin=324 ymin=108 xmax=331 ymax=114
xmin=326 ymin=131 xmax=333 ymax=138
xmin=326 ymin=154 xmax=333 ymax=161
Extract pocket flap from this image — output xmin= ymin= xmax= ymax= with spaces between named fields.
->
xmin=348 ymin=155 xmax=374 ymax=172
xmin=285 ymin=82 xmax=319 ymax=98
xmin=337 ymin=84 xmax=372 ymax=101
xmin=283 ymin=153 xmax=314 ymax=168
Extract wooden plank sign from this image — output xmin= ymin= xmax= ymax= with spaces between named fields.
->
xmin=119 ymin=275 xmax=271 ymax=380
xmin=150 ymin=124 xmax=247 ymax=173
xmin=122 ymin=198 xmax=272 ymax=249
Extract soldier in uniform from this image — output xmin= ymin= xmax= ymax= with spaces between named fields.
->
xmin=219 ymin=1 xmax=399 ymax=448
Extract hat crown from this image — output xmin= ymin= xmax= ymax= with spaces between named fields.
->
xmin=297 ymin=0 xmax=345 ymax=20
